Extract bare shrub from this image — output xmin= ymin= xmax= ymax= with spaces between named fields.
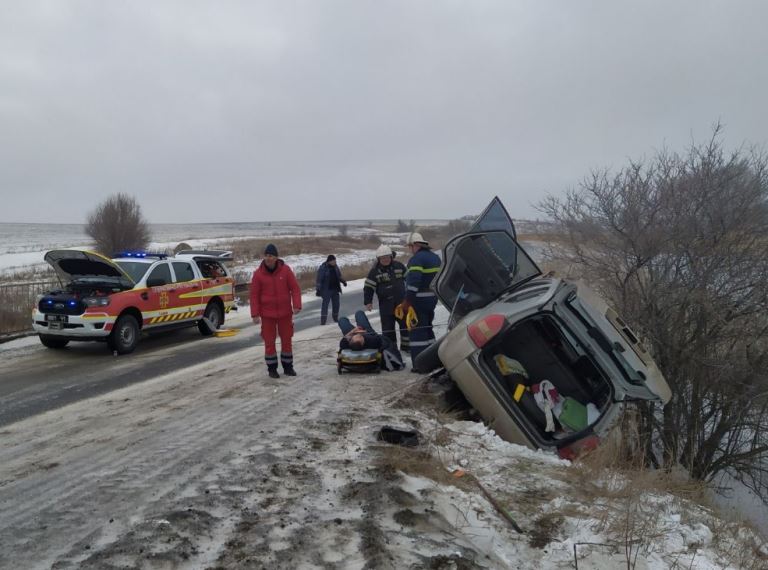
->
xmin=396 ymin=219 xmax=416 ymax=233
xmin=539 ymin=125 xmax=768 ymax=501
xmin=85 ymin=193 xmax=151 ymax=255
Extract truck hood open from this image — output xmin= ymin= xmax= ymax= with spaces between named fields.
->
xmin=44 ymin=250 xmax=135 ymax=288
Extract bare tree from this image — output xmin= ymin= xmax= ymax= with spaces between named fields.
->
xmin=85 ymin=193 xmax=151 ymax=255
xmin=539 ymin=126 xmax=768 ymax=499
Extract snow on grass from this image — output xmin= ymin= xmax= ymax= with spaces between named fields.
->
xmin=234 ymin=251 xmax=378 ymax=277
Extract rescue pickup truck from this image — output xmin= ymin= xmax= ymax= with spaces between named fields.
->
xmin=32 ymin=249 xmax=236 ymax=354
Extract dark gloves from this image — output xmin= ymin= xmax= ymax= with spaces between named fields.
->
xmin=342 ymin=281 xmax=348 ymax=287
xmin=315 ymin=289 xmax=322 ymax=297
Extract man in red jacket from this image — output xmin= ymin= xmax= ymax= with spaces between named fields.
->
xmin=250 ymin=243 xmax=302 ymax=378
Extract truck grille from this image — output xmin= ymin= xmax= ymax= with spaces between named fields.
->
xmin=38 ymin=298 xmax=85 ymax=315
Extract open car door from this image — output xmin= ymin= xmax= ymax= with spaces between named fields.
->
xmin=468 ymin=196 xmax=518 ymax=239
xmin=435 ymin=197 xmax=541 ymax=322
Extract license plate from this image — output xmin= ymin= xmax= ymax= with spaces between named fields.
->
xmin=49 ymin=321 xmax=64 ymax=330
xmin=45 ymin=314 xmax=68 ymax=323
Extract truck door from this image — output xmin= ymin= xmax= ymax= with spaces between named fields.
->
xmin=144 ymin=262 xmax=174 ymax=328
xmin=171 ymin=261 xmax=203 ymax=322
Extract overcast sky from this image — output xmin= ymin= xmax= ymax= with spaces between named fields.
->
xmin=1 ymin=1 xmax=767 ymax=223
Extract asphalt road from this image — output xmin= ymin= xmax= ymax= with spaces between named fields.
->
xmin=0 ymin=293 xmax=367 ymax=428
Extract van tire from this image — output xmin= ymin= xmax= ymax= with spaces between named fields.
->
xmin=199 ymin=302 xmax=223 ymax=336
xmin=414 ymin=337 xmax=444 ymax=373
xmin=39 ymin=335 xmax=69 ymax=349
xmin=108 ymin=315 xmax=140 ymax=354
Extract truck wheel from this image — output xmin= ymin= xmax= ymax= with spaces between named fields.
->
xmin=414 ymin=337 xmax=444 ymax=373
xmin=39 ymin=335 xmax=69 ymax=349
xmin=198 ymin=302 xmax=223 ymax=336
xmin=108 ymin=315 xmax=140 ymax=354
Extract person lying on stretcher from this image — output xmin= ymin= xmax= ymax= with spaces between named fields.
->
xmin=338 ymin=310 xmax=405 ymax=371
xmin=339 ymin=310 xmax=388 ymax=351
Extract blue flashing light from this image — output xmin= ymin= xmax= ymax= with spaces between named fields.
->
xmin=113 ymin=250 xmax=166 ymax=259
xmin=46 ymin=299 xmax=53 ymax=305
xmin=68 ymin=300 xmax=77 ymax=306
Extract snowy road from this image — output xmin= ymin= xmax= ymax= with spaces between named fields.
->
xmin=0 ymin=292 xmax=366 ymax=428
xmin=0 ymin=321 xmax=518 ymax=569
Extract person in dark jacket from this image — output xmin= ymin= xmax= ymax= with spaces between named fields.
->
xmin=398 ymin=232 xmax=441 ymax=371
xmin=250 ymin=243 xmax=302 ymax=378
xmin=363 ymin=245 xmax=409 ymax=353
xmin=338 ymin=310 xmax=404 ymax=371
xmin=315 ymin=255 xmax=347 ymax=325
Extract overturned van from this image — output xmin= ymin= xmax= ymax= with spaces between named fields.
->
xmin=415 ymin=197 xmax=671 ymax=459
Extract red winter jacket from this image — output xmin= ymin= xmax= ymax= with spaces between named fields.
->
xmin=249 ymin=259 xmax=302 ymax=319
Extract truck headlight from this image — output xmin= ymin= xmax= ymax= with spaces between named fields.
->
xmin=83 ymin=297 xmax=110 ymax=307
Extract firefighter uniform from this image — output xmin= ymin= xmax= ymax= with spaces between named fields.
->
xmin=404 ymin=243 xmax=441 ymax=364
xmin=363 ymin=258 xmax=409 ymax=352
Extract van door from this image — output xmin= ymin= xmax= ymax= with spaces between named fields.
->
xmin=469 ymin=196 xmax=518 ymax=239
xmin=435 ymin=197 xmax=541 ymax=321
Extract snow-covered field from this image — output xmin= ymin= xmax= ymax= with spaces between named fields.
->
xmin=0 ymin=309 xmax=764 ymax=568
xmin=0 ymin=222 xmax=410 ymax=276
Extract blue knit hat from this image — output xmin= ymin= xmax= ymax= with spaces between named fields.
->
xmin=264 ymin=243 xmax=278 ymax=257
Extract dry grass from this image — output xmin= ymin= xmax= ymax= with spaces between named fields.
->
xmin=294 ymin=261 xmax=373 ymax=291
xmin=557 ymin=417 xmax=768 ymax=568
xmin=0 ymin=307 xmax=30 ymax=336
xmin=226 ymin=235 xmax=383 ymax=265
xmin=374 ymin=445 xmax=471 ymax=491
xmin=234 ymin=261 xmax=375 ymax=304
xmin=1 ymin=279 xmax=58 ymax=336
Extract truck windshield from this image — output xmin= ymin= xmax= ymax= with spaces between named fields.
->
xmin=114 ymin=261 xmax=150 ymax=283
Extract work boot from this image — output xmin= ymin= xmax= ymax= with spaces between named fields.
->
xmin=320 ymin=316 xmax=327 ymax=325
xmin=283 ymin=365 xmax=297 ymax=377
xmin=268 ymin=366 xmax=280 ymax=379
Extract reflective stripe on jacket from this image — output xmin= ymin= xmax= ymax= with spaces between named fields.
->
xmin=363 ymin=260 xmax=406 ymax=306
xmin=405 ymin=248 xmax=441 ymax=304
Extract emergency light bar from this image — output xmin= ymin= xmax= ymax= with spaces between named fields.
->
xmin=113 ymin=251 xmax=168 ymax=259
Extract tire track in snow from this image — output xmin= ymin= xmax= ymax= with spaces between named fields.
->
xmin=0 ymin=366 xmax=310 ymax=567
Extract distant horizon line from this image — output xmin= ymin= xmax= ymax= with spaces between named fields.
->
xmin=0 ymin=218 xmax=479 ymax=226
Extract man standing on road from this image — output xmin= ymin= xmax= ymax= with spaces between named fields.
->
xmin=250 ymin=244 xmax=302 ymax=378
xmin=363 ymin=245 xmax=409 ymax=353
xmin=397 ymin=232 xmax=441 ymax=371
xmin=315 ymin=254 xmax=347 ymax=325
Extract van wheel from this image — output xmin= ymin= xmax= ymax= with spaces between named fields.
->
xmin=108 ymin=315 xmax=140 ymax=354
xmin=39 ymin=335 xmax=69 ymax=349
xmin=414 ymin=337 xmax=444 ymax=373
xmin=199 ymin=302 xmax=223 ymax=336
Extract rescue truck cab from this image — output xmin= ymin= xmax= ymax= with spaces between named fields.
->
xmin=32 ymin=250 xmax=237 ymax=354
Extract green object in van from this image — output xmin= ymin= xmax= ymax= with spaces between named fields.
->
xmin=558 ymin=397 xmax=588 ymax=431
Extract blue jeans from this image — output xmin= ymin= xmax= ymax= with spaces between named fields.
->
xmin=339 ymin=310 xmax=374 ymax=335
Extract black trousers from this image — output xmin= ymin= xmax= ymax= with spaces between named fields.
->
xmin=379 ymin=300 xmax=410 ymax=352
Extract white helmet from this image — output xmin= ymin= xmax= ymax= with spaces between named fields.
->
xmin=375 ymin=244 xmax=393 ymax=258
xmin=407 ymin=232 xmax=428 ymax=246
